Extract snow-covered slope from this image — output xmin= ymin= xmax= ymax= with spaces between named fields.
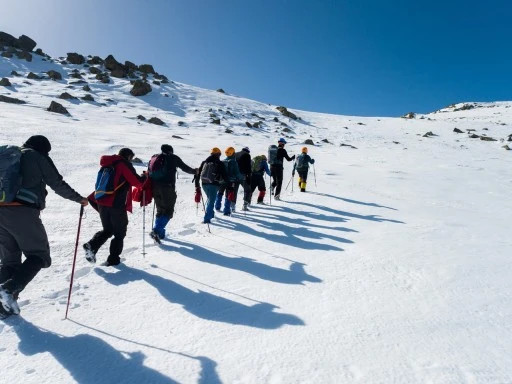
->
xmin=1 ymin=47 xmax=512 ymax=384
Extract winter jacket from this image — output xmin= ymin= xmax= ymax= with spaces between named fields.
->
xmin=17 ymin=147 xmax=83 ymax=210
xmin=223 ymin=155 xmax=244 ymax=183
xmin=94 ymin=155 xmax=144 ymax=212
xmin=198 ymin=154 xmax=228 ymax=186
xmin=294 ymin=153 xmax=315 ymax=172
xmin=235 ymin=150 xmax=252 ymax=177
xmin=151 ymin=153 xmax=196 ymax=186
xmin=274 ymin=146 xmax=295 ymax=169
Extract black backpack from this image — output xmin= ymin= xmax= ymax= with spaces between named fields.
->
xmin=201 ymin=162 xmax=222 ymax=184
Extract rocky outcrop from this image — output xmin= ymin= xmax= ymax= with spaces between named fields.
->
xmin=67 ymin=52 xmax=85 ymax=65
xmin=47 ymin=101 xmax=69 ymax=115
xmin=130 ymin=80 xmax=151 ymax=96
xmin=0 ymin=95 xmax=26 ymax=104
xmin=276 ymin=106 xmax=298 ymax=120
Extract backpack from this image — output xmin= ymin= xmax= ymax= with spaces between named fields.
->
xmin=252 ymin=155 xmax=265 ymax=173
xmin=295 ymin=153 xmax=307 ymax=170
xmin=0 ymin=145 xmax=22 ymax=203
xmin=200 ymin=162 xmax=219 ymax=184
xmin=268 ymin=145 xmax=280 ymax=166
xmin=94 ymin=161 xmax=125 ymax=199
xmin=148 ymin=154 xmax=168 ymax=181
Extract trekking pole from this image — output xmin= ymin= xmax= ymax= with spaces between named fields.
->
xmin=313 ymin=164 xmax=317 ymax=187
xmin=151 ymin=203 xmax=155 ymax=229
xmin=200 ymin=190 xmax=211 ymax=233
xmin=142 ymin=190 xmax=146 ymax=257
xmin=285 ymin=174 xmax=293 ymax=191
xmin=268 ymin=174 xmax=272 ymax=205
xmin=65 ymin=205 xmax=84 ymax=320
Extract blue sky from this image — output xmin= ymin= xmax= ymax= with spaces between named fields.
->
xmin=2 ymin=0 xmax=511 ymax=117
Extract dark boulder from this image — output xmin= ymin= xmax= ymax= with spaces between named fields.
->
xmin=67 ymin=52 xmax=85 ymax=65
xmin=0 ymin=78 xmax=11 ymax=86
xmin=47 ymin=101 xmax=69 ymax=115
xmin=46 ymin=70 xmax=62 ymax=80
xmin=148 ymin=117 xmax=165 ymax=125
xmin=0 ymin=32 xmax=16 ymax=46
xmin=130 ymin=80 xmax=152 ymax=96
xmin=0 ymin=95 xmax=26 ymax=104
xmin=139 ymin=64 xmax=155 ymax=74
xmin=14 ymin=35 xmax=37 ymax=51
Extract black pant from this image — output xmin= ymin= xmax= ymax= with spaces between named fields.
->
xmin=152 ymin=182 xmax=177 ymax=218
xmin=87 ymin=205 xmax=128 ymax=264
xmin=270 ymin=166 xmax=284 ymax=196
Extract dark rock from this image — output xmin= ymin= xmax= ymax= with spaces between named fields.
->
xmin=454 ymin=103 xmax=475 ymax=112
xmin=423 ymin=131 xmax=436 ymax=137
xmin=70 ymin=80 xmax=87 ymax=85
xmin=172 ymin=135 xmax=184 ymax=139
xmin=321 ymin=138 xmax=330 ymax=143
xmin=130 ymin=80 xmax=152 ymax=96
xmin=27 ymin=72 xmax=42 ymax=80
xmin=69 ymin=72 xmax=83 ymax=79
xmin=402 ymin=112 xmax=416 ymax=119
xmin=340 ymin=143 xmax=357 ymax=149
xmin=177 ymin=121 xmax=186 ymax=126
xmin=139 ymin=64 xmax=155 ymax=74
xmin=89 ymin=66 xmax=102 ymax=75
xmin=137 ymin=115 xmax=146 ymax=121
xmin=104 ymin=54 xmax=121 ymax=71
xmin=132 ymin=157 xmax=143 ymax=164
xmin=111 ymin=68 xmax=128 ymax=78
xmin=217 ymin=88 xmax=225 ymax=93
xmin=148 ymin=117 xmax=165 ymax=125
xmin=282 ymin=127 xmax=292 ymax=133
xmin=1 ymin=51 xmax=13 ymax=58
xmin=276 ymin=106 xmax=298 ymax=120
xmin=15 ymin=50 xmax=32 ymax=62
xmin=14 ymin=35 xmax=36 ymax=51
xmin=0 ymin=32 xmax=16 ymax=46
xmin=59 ymin=92 xmax=77 ymax=100
xmin=273 ymin=117 xmax=279 ymax=122
xmin=66 ymin=52 xmax=85 ymax=64
xmin=480 ymin=136 xmax=497 ymax=142
xmin=469 ymin=134 xmax=480 ymax=139
xmin=304 ymin=139 xmax=314 ymax=145
xmin=453 ymin=128 xmax=463 ymax=133
xmin=47 ymin=101 xmax=69 ymax=114
xmin=225 ymin=128 xmax=233 ymax=133
xmin=10 ymin=70 xmax=19 ymax=76
xmin=245 ymin=122 xmax=253 ymax=128
xmin=211 ymin=119 xmax=221 ymax=125
xmin=152 ymin=80 xmax=160 ymax=85
xmin=0 ymin=78 xmax=11 ymax=86
xmin=83 ymin=84 xmax=91 ymax=92
xmin=46 ymin=70 xmax=62 ymax=80
xmin=0 ymin=95 xmax=25 ymax=104
xmin=81 ymin=94 xmax=94 ymax=101
xmin=125 ymin=61 xmax=138 ymax=71
xmin=503 ymin=145 xmax=511 ymax=150
xmin=34 ymin=48 xmax=45 ymax=56
xmin=87 ymin=56 xmax=103 ymax=65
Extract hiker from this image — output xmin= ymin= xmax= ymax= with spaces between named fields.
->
xmin=269 ymin=138 xmax=295 ymax=200
xmin=0 ymin=135 xmax=88 ymax=318
xmin=148 ymin=144 xmax=197 ymax=242
xmin=196 ymin=147 xmax=228 ymax=223
xmin=83 ymin=148 xmax=145 ymax=266
xmin=234 ymin=147 xmax=252 ymax=211
xmin=214 ymin=147 xmax=244 ymax=216
xmin=293 ymin=147 xmax=315 ymax=192
xmin=250 ymin=154 xmax=271 ymax=204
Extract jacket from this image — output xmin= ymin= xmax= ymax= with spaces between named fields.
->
xmin=18 ymin=147 xmax=83 ymax=210
xmin=252 ymin=156 xmax=271 ymax=176
xmin=198 ymin=154 xmax=228 ymax=186
xmin=273 ymin=146 xmax=295 ymax=169
xmin=294 ymin=153 xmax=315 ymax=172
xmin=234 ymin=151 xmax=252 ymax=177
xmin=94 ymin=155 xmax=144 ymax=211
xmin=152 ymin=153 xmax=196 ymax=186
xmin=223 ymin=155 xmax=244 ymax=183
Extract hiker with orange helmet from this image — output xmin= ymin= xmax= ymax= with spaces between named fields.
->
xmin=250 ymin=154 xmax=271 ymax=204
xmin=214 ymin=147 xmax=244 ymax=216
xmin=197 ymin=147 xmax=228 ymax=224
xmin=292 ymin=146 xmax=315 ymax=192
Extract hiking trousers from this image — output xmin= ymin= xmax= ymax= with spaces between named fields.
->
xmin=152 ymin=182 xmax=177 ymax=218
xmin=270 ymin=166 xmax=284 ymax=197
xmin=87 ymin=205 xmax=128 ymax=263
xmin=0 ymin=206 xmax=49 ymax=293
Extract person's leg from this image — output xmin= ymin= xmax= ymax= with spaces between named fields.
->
xmin=86 ymin=205 xmax=114 ymax=253
xmin=257 ymin=175 xmax=266 ymax=203
xmin=106 ymin=207 xmax=129 ymax=266
xmin=215 ymin=185 xmax=225 ymax=211
xmin=203 ymin=184 xmax=218 ymax=222
xmin=299 ymin=170 xmax=308 ymax=191
xmin=274 ymin=167 xmax=284 ymax=197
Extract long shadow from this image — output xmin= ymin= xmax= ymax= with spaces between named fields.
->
xmin=159 ymin=239 xmax=322 ymax=285
xmin=309 ymin=192 xmax=398 ymax=210
xmin=215 ymin=217 xmax=350 ymax=251
xmin=12 ymin=318 xmax=178 ymax=383
xmin=285 ymin=201 xmax=405 ymax=224
xmin=95 ymin=265 xmax=305 ymax=329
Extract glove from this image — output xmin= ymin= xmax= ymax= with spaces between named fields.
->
xmin=311 ymin=159 xmax=315 ymax=164
xmin=291 ymin=155 xmax=296 ymax=160
xmin=194 ymin=187 xmax=201 ymax=203
xmin=292 ymin=171 xmax=295 ymax=177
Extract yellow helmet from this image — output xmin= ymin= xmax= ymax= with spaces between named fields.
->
xmin=211 ymin=147 xmax=221 ymax=155
xmin=301 ymin=147 xmax=308 ymax=154
xmin=225 ymin=146 xmax=235 ymax=156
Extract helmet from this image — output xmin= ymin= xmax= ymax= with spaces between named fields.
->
xmin=278 ymin=138 xmax=287 ymax=144
xmin=225 ymin=146 xmax=235 ymax=156
xmin=301 ymin=147 xmax=308 ymax=153
xmin=211 ymin=147 xmax=221 ymax=155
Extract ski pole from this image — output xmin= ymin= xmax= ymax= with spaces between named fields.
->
xmin=313 ymin=164 xmax=317 ymax=187
xmin=285 ymin=174 xmax=293 ymax=191
xmin=268 ymin=174 xmax=272 ymax=205
xmin=200 ymin=189 xmax=211 ymax=233
xmin=142 ymin=190 xmax=146 ymax=257
xmin=151 ymin=202 xmax=155 ymax=229
xmin=65 ymin=205 xmax=84 ymax=320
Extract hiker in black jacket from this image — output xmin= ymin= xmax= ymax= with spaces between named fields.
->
xmin=149 ymin=144 xmax=197 ymax=241
xmin=0 ymin=135 xmax=87 ymax=318
xmin=270 ymin=138 xmax=295 ymax=200
xmin=234 ymin=147 xmax=252 ymax=211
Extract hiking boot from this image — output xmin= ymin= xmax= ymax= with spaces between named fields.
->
xmin=274 ymin=195 xmax=281 ymax=201
xmin=0 ymin=302 xmax=12 ymax=319
xmin=301 ymin=188 xmax=306 ymax=192
xmin=103 ymin=257 xmax=121 ymax=267
xmin=256 ymin=201 xmax=266 ymax=205
xmin=83 ymin=243 xmax=96 ymax=263
xmin=242 ymin=204 xmax=249 ymax=211
xmin=0 ymin=283 xmax=20 ymax=315
xmin=150 ymin=231 xmax=161 ymax=244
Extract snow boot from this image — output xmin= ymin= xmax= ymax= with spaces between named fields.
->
xmin=0 ymin=282 xmax=20 ymax=315
xmin=83 ymin=243 xmax=96 ymax=263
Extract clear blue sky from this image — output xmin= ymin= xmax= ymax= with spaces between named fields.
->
xmin=2 ymin=0 xmax=512 ymax=117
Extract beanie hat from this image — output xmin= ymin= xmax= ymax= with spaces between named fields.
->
xmin=225 ymin=147 xmax=235 ymax=157
xmin=211 ymin=147 xmax=221 ymax=155
xmin=242 ymin=147 xmax=250 ymax=153
xmin=161 ymin=144 xmax=173 ymax=154
xmin=23 ymin=135 xmax=52 ymax=155
xmin=118 ymin=147 xmax=135 ymax=160
xmin=278 ymin=138 xmax=287 ymax=144
xmin=302 ymin=147 xmax=308 ymax=153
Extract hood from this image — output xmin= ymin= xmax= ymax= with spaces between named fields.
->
xmin=100 ymin=154 xmax=124 ymax=167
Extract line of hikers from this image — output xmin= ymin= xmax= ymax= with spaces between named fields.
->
xmin=0 ymin=135 xmax=315 ymax=318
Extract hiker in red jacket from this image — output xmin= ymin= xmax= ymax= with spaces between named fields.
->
xmin=84 ymin=148 xmax=145 ymax=266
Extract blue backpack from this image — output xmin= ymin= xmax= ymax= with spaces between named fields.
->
xmin=94 ymin=160 xmax=125 ymax=199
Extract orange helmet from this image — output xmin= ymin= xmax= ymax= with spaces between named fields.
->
xmin=211 ymin=147 xmax=221 ymax=155
xmin=225 ymin=146 xmax=235 ymax=156
xmin=301 ymin=147 xmax=308 ymax=154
